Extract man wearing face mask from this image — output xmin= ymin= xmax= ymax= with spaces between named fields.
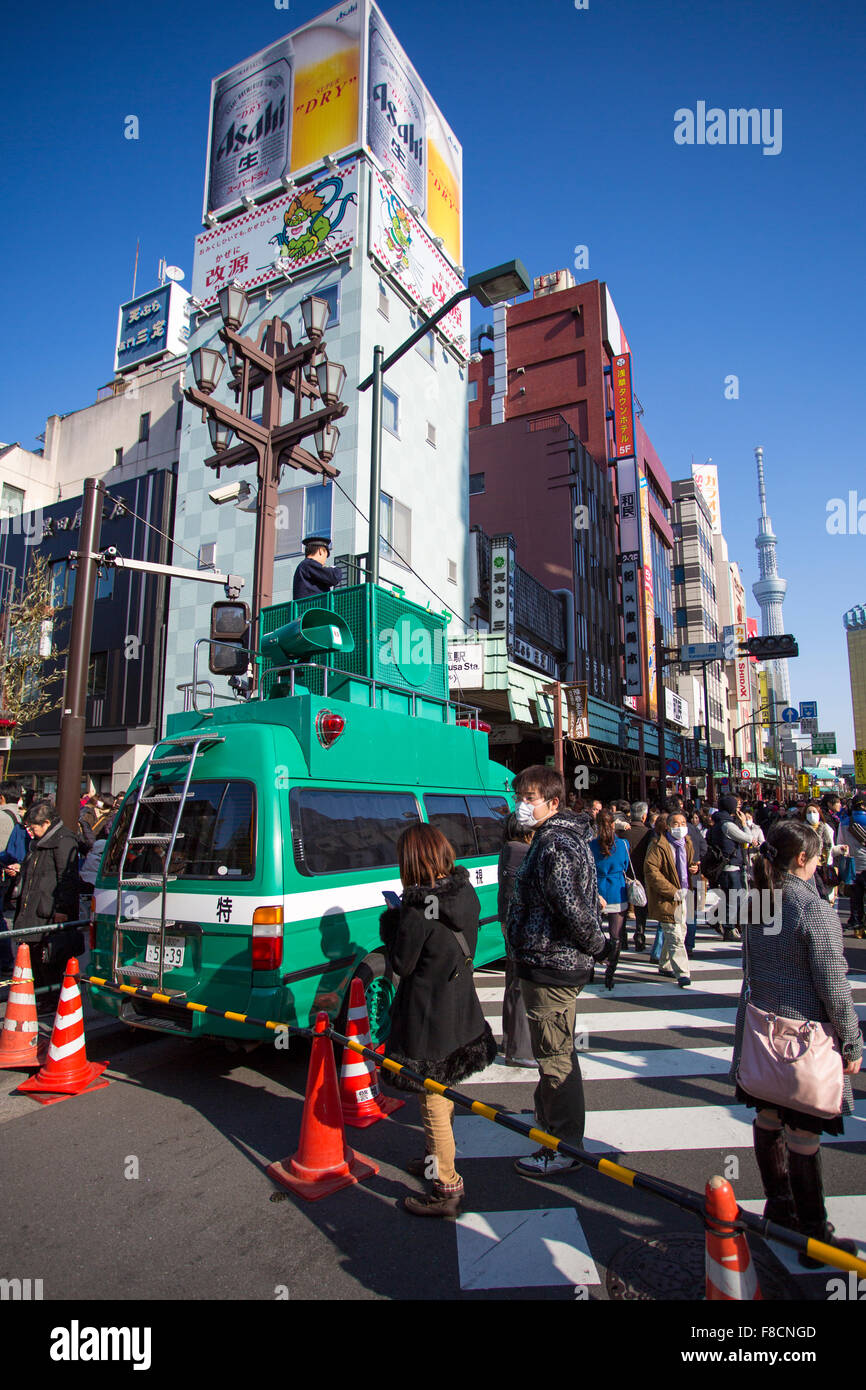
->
xmin=506 ymin=766 xmax=611 ymax=1178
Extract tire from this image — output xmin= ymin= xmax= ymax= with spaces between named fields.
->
xmin=336 ymin=950 xmax=399 ymax=1049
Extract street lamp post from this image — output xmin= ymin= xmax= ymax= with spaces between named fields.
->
xmin=357 ymin=260 xmax=531 ymax=582
xmin=185 ymin=288 xmax=348 ymax=644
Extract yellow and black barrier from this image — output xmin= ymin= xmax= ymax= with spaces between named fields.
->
xmin=80 ymin=972 xmax=866 ymax=1279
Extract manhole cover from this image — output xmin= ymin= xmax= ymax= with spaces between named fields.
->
xmin=606 ymin=1233 xmax=802 ymax=1301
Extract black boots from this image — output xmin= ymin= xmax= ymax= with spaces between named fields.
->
xmin=604 ymin=944 xmax=621 ymax=991
xmin=787 ymin=1147 xmax=858 ymax=1268
xmin=752 ymin=1122 xmax=797 ymax=1228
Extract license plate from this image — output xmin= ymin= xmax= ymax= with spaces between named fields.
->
xmin=145 ymin=937 xmax=185 ymax=968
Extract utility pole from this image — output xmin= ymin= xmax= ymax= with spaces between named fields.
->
xmin=57 ymin=478 xmax=105 ymax=832
xmin=702 ymin=660 xmax=714 ymax=805
xmin=542 ymin=682 xmax=564 ymax=774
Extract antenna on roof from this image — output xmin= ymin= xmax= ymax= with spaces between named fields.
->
xmin=132 ymin=239 xmax=140 ymax=299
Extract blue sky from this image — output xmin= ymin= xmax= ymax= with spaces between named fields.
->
xmin=3 ymin=0 xmax=864 ymax=756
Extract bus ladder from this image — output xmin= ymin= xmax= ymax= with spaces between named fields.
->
xmin=111 ymin=732 xmax=225 ymax=998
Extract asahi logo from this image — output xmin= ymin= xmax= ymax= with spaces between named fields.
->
xmin=371 ymin=84 xmax=423 ymax=166
xmin=216 ymin=97 xmax=286 ymax=163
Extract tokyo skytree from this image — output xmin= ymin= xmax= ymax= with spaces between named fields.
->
xmin=752 ymin=446 xmax=791 ymax=706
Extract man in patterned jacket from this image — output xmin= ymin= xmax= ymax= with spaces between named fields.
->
xmin=506 ymin=765 xmax=611 ymax=1178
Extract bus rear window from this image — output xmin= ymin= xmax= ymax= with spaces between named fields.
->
xmin=104 ymin=781 xmax=256 ymax=881
xmin=290 ymin=788 xmax=421 ymax=875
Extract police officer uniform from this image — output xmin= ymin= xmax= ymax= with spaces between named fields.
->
xmin=292 ymin=536 xmax=342 ymax=601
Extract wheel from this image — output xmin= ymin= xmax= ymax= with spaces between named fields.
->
xmin=337 ymin=950 xmax=399 ymax=1049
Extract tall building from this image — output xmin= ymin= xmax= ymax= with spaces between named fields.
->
xmin=162 ymin=3 xmax=472 ymax=720
xmin=468 ymin=272 xmax=677 ymax=729
xmin=844 ymin=604 xmax=866 ymax=754
xmin=752 ymin=445 xmax=791 ymax=705
xmin=670 ymin=477 xmax=727 ymax=763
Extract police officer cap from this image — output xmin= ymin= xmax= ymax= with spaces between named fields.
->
xmin=303 ymin=535 xmax=332 ymax=553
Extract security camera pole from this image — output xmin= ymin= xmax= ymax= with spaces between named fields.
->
xmin=185 ymin=287 xmax=349 ymax=647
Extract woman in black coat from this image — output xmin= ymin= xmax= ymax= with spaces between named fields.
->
xmin=379 ymin=823 xmax=496 ymax=1219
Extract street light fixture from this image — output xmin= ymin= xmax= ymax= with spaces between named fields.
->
xmin=315 ymin=359 xmax=347 ymax=406
xmin=190 ymin=346 xmax=225 ymax=395
xmin=217 ymin=284 xmax=250 ymax=334
xmin=314 ymin=423 xmax=340 ymax=464
xmin=300 ymin=294 xmax=331 ymax=345
xmin=207 ymin=417 xmax=234 ymax=454
xmin=468 ymin=259 xmax=533 ymax=307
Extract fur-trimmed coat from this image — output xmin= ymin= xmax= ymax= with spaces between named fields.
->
xmin=379 ymin=866 xmax=496 ymax=1091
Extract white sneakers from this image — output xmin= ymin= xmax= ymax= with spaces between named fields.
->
xmin=514 ymin=1147 xmax=580 ymax=1178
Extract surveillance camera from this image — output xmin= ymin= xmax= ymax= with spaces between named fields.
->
xmin=208 ymin=481 xmax=243 ymax=505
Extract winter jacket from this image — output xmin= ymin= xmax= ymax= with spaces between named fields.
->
xmin=644 ymin=834 xmax=695 ymax=925
xmin=497 ymin=838 xmax=531 ymax=929
xmin=730 ymin=872 xmax=862 ymax=1115
xmin=80 ymin=838 xmax=108 ymax=888
xmin=12 ymin=819 xmax=80 ymax=930
xmin=590 ymin=834 xmax=629 ymax=912
xmin=0 ymin=823 xmax=28 ymax=916
xmin=506 ymin=810 xmax=607 ymax=985
xmin=0 ymin=804 xmax=21 ymax=854
xmin=839 ymin=809 xmax=866 ymax=875
xmin=619 ymin=823 xmax=652 ymax=884
xmin=379 ymin=865 xmax=496 ymax=1091
xmin=710 ymin=809 xmax=751 ymax=872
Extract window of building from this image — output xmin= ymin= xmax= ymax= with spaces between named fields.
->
xmin=50 ymin=560 xmax=75 ymax=609
xmin=416 ymin=330 xmax=435 ymax=364
xmin=488 ymin=376 xmax=495 ymax=386
xmin=379 ymin=491 xmax=411 ymax=566
xmin=377 ymin=285 xmax=390 ymax=320
xmin=673 ymin=564 xmax=685 ymax=585
xmin=95 ymin=565 xmax=115 ymax=601
xmin=469 ymin=472 xmax=485 ymax=495
xmin=576 ymin=543 xmax=586 ymax=579
xmin=290 ymin=788 xmax=420 ymax=875
xmin=676 ymin=607 xmax=688 ymax=628
xmin=138 ymin=412 xmax=150 ymax=443
xmin=468 ymin=381 xmax=478 ymax=403
xmin=199 ymin=542 xmax=217 ymax=569
xmin=114 ymin=447 xmax=123 ymax=469
xmin=275 ymin=480 xmax=333 ymax=559
xmin=0 ymin=483 xmax=24 ymax=518
xmin=588 ymin=489 xmax=597 ymax=525
xmin=87 ymin=651 xmax=108 ymax=699
xmin=447 ymin=559 xmax=457 ymax=585
xmin=317 ymin=282 xmax=341 ymax=329
xmin=426 ymin=421 xmax=437 ymax=448
xmin=248 ymin=386 xmax=263 ymax=425
xmin=175 ymin=399 xmax=183 ymax=434
xmin=382 ymin=385 xmax=399 ymax=437
xmin=106 ymin=780 xmax=256 ymax=880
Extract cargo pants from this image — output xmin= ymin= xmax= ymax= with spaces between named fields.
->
xmin=518 ymin=980 xmax=586 ymax=1146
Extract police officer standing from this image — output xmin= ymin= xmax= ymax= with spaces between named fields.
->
xmin=292 ymin=536 xmax=342 ymax=601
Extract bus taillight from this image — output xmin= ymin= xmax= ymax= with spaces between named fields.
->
xmin=252 ymin=907 xmax=284 ymax=971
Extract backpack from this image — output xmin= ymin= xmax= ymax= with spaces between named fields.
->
xmin=700 ymin=826 xmax=727 ymax=885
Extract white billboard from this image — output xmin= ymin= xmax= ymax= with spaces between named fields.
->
xmin=692 ymin=463 xmax=722 ymax=535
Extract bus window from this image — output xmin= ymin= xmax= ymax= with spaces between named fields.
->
xmin=468 ymin=796 xmax=510 ymax=854
xmin=104 ymin=781 xmax=256 ymax=880
xmin=424 ymin=795 xmax=477 ymax=858
xmin=290 ymin=788 xmax=421 ymax=875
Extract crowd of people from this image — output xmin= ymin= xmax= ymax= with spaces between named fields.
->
xmin=0 ymin=787 xmax=119 ymax=985
xmin=386 ymin=770 xmax=862 ymax=1263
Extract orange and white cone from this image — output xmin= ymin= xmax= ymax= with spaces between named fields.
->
xmin=17 ymin=958 xmax=110 ymax=1105
xmin=0 ymin=944 xmax=45 ymax=1070
xmin=705 ymin=1175 xmax=762 ymax=1300
xmin=339 ymin=978 xmax=404 ymax=1127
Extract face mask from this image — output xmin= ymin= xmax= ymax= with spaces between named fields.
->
xmin=806 ymin=811 xmax=819 ymax=825
xmin=669 ymin=825 xmax=688 ymax=841
xmin=516 ymin=800 xmax=539 ymax=829
xmin=745 ymin=817 xmax=753 ymax=827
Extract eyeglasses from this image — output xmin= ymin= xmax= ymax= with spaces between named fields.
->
xmin=517 ymin=794 xmax=547 ymax=805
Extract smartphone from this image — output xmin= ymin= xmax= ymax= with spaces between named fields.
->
xmin=382 ymin=890 xmax=402 ymax=909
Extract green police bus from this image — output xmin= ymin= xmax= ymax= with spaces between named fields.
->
xmin=90 ymin=582 xmax=513 ymax=1046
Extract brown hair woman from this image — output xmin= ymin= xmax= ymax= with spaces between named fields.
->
xmin=379 ymin=823 xmax=497 ymax=1218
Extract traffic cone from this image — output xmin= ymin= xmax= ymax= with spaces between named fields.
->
xmin=339 ymin=978 xmax=404 ymax=1127
xmin=705 ymin=1175 xmax=762 ymax=1300
xmin=0 ymin=944 xmax=45 ymax=1070
xmin=267 ymin=1013 xmax=378 ymax=1201
xmin=17 ymin=958 xmax=110 ymax=1105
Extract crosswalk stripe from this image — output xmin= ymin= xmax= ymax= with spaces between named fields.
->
xmin=472 ymin=1045 xmax=733 ymax=1085
xmin=453 ymin=1102 xmax=866 ymax=1159
xmin=486 ymin=1005 xmax=740 ymax=1034
xmin=455 ymin=1208 xmax=601 ymax=1290
xmin=740 ymin=1197 xmax=866 ymax=1273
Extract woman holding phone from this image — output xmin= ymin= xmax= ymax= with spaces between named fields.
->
xmin=379 ymin=823 xmax=497 ymax=1219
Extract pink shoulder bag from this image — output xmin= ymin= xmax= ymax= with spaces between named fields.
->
xmin=737 ymin=927 xmax=844 ymax=1119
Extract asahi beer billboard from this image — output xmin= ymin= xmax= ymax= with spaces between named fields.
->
xmin=203 ymin=3 xmax=362 ymax=220
xmin=201 ymin=2 xmax=463 ymax=266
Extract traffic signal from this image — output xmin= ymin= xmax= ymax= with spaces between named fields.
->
xmin=208 ymin=601 xmax=251 ymax=675
xmin=740 ymin=634 xmax=799 ymax=660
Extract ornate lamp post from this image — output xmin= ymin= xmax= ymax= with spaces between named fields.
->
xmin=184 ymin=288 xmax=348 ymax=645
